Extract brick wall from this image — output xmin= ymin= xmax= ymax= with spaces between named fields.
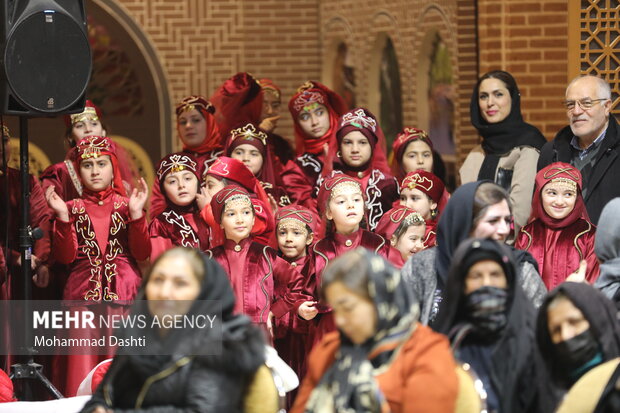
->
xmin=477 ymin=0 xmax=570 ymax=140
xmin=107 ymin=0 xmax=322 ymax=152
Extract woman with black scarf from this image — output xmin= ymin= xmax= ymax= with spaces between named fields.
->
xmin=435 ymin=238 xmax=543 ymax=413
xmin=536 ymin=282 xmax=620 ymax=412
xmin=80 ymin=247 xmax=266 ymax=412
xmin=401 ymin=180 xmax=547 ymax=325
xmin=460 ymin=70 xmax=547 ymax=235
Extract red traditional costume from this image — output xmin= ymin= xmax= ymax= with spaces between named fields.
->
xmin=515 ymin=162 xmax=599 ymax=290
xmin=225 ymin=122 xmax=316 ymax=212
xmin=201 ymin=156 xmax=276 ymax=248
xmin=399 ymin=170 xmax=447 ymax=248
xmin=321 ymin=108 xmax=398 ymax=230
xmin=205 ymin=186 xmax=309 ymax=332
xmin=210 ymin=72 xmax=263 ymax=139
xmin=304 ymin=176 xmax=394 ymax=347
xmin=150 ymin=96 xmax=224 ymax=217
xmin=51 ymin=137 xmax=150 ymax=396
xmin=272 ymin=205 xmax=319 ymax=394
xmin=375 ymin=205 xmax=426 ymax=268
xmin=149 ymin=153 xmax=210 ymax=260
xmin=41 ymin=100 xmax=139 ymax=202
xmin=288 ymin=81 xmax=348 ymax=187
xmin=391 ymin=127 xmax=450 ymax=206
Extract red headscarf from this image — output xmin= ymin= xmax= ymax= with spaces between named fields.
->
xmin=316 ymin=175 xmax=364 ymax=220
xmin=275 ymin=204 xmax=319 ymax=236
xmin=391 ymin=127 xmax=434 ymax=181
xmin=288 ymin=81 xmax=348 ymax=156
xmin=326 ymin=107 xmax=390 ymax=176
xmin=210 ymin=185 xmax=254 ymax=225
xmin=156 ymin=152 xmax=201 ymax=208
xmin=75 ymin=136 xmax=126 ymax=197
xmin=375 ymin=205 xmax=425 ymax=240
xmin=175 ymin=95 xmax=223 ymax=154
xmin=210 ymin=72 xmax=263 ymax=139
xmin=400 ymin=170 xmax=445 ymax=206
xmin=531 ymin=162 xmax=589 ymax=229
xmin=224 ymin=122 xmax=279 ymax=188
xmin=64 ymin=99 xmax=103 ymax=129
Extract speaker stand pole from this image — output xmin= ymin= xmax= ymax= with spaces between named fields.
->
xmin=9 ymin=116 xmax=62 ymax=400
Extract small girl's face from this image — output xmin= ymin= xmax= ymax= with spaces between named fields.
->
xmin=71 ymin=117 xmax=105 ymax=144
xmin=399 ymin=187 xmax=436 ymax=220
xmin=392 ymin=224 xmax=426 ymax=261
xmin=205 ymin=175 xmax=226 ymax=198
xmin=298 ymin=103 xmax=330 ymax=139
xmin=326 ymin=184 xmax=364 ymax=235
xmin=163 ymin=170 xmax=199 ymax=207
xmin=401 ymin=140 xmax=433 ymax=174
xmin=79 ymin=155 xmax=113 ymax=192
xmin=541 ymin=181 xmax=577 ymax=220
xmin=277 ymin=225 xmax=313 ymax=260
xmin=221 ymin=198 xmax=255 ymax=244
xmin=230 ymin=143 xmax=264 ymax=175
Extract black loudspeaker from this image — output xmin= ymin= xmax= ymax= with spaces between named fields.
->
xmin=0 ymin=0 xmax=91 ymax=115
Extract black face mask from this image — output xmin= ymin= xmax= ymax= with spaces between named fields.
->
xmin=554 ymin=328 xmax=601 ymax=372
xmin=464 ymin=286 xmax=508 ymax=336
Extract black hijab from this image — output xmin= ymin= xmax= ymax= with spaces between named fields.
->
xmin=435 ymin=181 xmax=485 ymax=286
xmin=436 ymin=238 xmax=539 ymax=413
xmin=536 ymin=283 xmax=620 ymax=410
xmin=117 ymin=249 xmax=265 ymax=377
xmin=470 ymin=71 xmax=547 ymax=181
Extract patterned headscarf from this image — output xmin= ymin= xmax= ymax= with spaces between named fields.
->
xmin=305 ymin=248 xmax=418 ymax=412
xmin=75 ymin=136 xmax=126 ymax=196
xmin=175 ymin=95 xmax=222 ymax=153
xmin=210 ymin=185 xmax=254 ymax=225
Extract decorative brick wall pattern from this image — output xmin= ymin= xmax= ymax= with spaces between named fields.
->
xmin=113 ymin=0 xmax=321 ymax=148
xmin=477 ymin=0 xmax=570 ymax=139
xmin=320 ymin=0 xmax=477 ymax=165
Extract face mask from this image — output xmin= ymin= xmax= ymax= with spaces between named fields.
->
xmin=554 ymin=329 xmax=602 ymax=373
xmin=464 ymin=286 xmax=508 ymax=335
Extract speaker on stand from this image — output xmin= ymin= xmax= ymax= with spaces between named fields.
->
xmin=0 ymin=0 xmax=91 ymax=400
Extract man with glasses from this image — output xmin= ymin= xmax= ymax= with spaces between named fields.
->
xmin=538 ymin=75 xmax=619 ymax=224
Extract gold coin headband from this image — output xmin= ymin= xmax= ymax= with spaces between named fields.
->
xmin=70 ymin=106 xmax=99 ymax=126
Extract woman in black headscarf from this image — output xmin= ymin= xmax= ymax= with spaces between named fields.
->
xmin=80 ymin=247 xmax=266 ymax=412
xmin=435 ymin=238 xmax=542 ymax=413
xmin=460 ymin=70 xmax=547 ymax=234
xmin=401 ymin=180 xmax=546 ymax=325
xmin=536 ymin=282 xmax=620 ymax=412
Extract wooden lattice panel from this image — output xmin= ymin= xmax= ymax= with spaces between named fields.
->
xmin=579 ymin=0 xmax=620 ymax=115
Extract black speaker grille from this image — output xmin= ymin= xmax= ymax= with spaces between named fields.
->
xmin=4 ymin=10 xmax=91 ymax=113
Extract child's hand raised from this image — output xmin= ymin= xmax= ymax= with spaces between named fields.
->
xmin=129 ymin=177 xmax=148 ymax=220
xmin=45 ymin=185 xmax=69 ymax=222
xmin=196 ymin=186 xmax=211 ymax=211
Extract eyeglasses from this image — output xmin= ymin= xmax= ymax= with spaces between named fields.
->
xmin=563 ymin=98 xmax=608 ymax=111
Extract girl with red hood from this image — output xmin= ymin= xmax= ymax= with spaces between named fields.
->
xmin=288 ymin=81 xmax=348 ymax=187
xmin=515 ymin=162 xmax=599 ymax=289
xmin=149 ymin=153 xmax=211 ymax=260
xmin=150 ymin=95 xmax=223 ymax=217
xmin=398 ymin=170 xmax=448 ymax=248
xmin=201 ymin=156 xmax=276 ymax=248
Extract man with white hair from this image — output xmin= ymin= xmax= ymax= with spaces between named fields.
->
xmin=538 ymin=75 xmax=620 ymax=224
